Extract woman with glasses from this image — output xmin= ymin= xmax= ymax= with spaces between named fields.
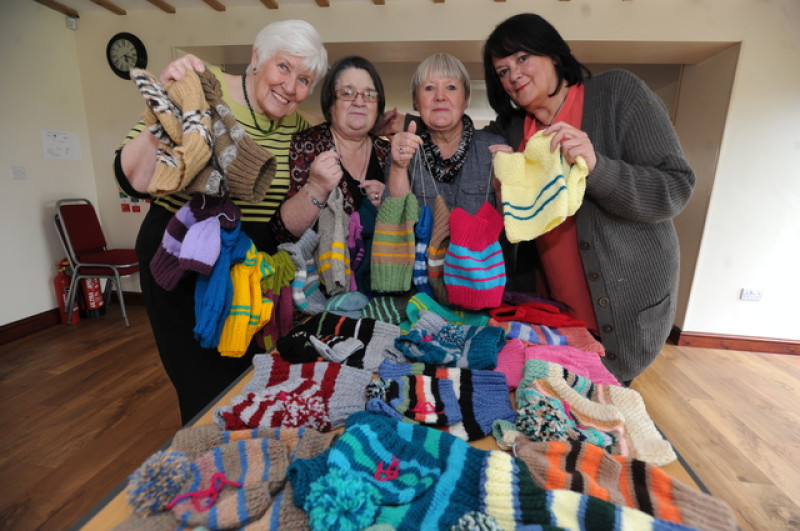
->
xmin=387 ymin=53 xmax=507 ymax=216
xmin=271 ymin=55 xmax=391 ymax=242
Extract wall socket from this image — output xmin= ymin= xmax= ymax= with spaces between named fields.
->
xmin=740 ymin=288 xmax=763 ymax=301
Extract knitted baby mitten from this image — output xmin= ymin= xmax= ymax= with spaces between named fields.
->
xmin=366 ymin=374 xmax=463 ymax=426
xmin=125 ymin=437 xmax=288 ymax=529
xmin=444 ymin=202 xmax=506 ymax=310
xmin=131 ymin=68 xmax=213 ymax=196
xmin=347 ymin=211 xmax=365 ymax=292
xmin=371 ymin=192 xmax=420 ymax=292
xmin=378 ymin=361 xmax=515 ymax=442
xmin=190 ymin=70 xmax=277 ymax=202
xmin=217 ymin=246 xmax=274 ymax=357
xmin=316 ymin=187 xmax=350 ymax=296
xmin=412 ymin=204 xmax=433 ymax=297
xmin=427 ymin=195 xmax=451 ymax=305
xmin=278 ymin=228 xmax=327 ymax=315
xmin=492 ymin=130 xmax=588 ymax=243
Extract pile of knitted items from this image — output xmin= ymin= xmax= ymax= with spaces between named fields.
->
xmin=493 ymin=129 xmax=589 ymax=243
xmin=444 ymin=202 xmax=507 ymax=310
xmin=371 ymin=192 xmax=419 ymax=292
xmin=193 ymin=220 xmax=254 ymax=349
xmin=193 ymin=69 xmax=277 ymax=202
xmin=316 ymin=187 xmax=350 ymax=296
xmin=495 ymin=338 xmax=620 ymax=389
xmin=494 ymin=359 xmax=677 ymax=466
xmin=489 ymin=317 xmax=606 ymax=357
xmin=287 ymin=411 xmax=699 ymax=531
xmin=213 ymin=353 xmax=373 ymax=432
xmin=515 ymin=438 xmax=738 ymax=531
xmin=394 ymin=311 xmax=505 ymax=370
xmin=374 ymin=360 xmax=515 ymax=442
xmin=276 ymin=311 xmax=407 ymax=371
xmin=130 ymin=68 xmax=212 ymax=197
xmin=117 ymin=423 xmax=338 ymax=531
xmin=217 ymin=243 xmax=274 ymax=357
xmin=278 ymin=228 xmax=327 ymax=316
xmin=150 ymin=194 xmax=240 ymax=291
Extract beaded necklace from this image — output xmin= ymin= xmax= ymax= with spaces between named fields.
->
xmin=241 ymin=73 xmax=273 ymax=135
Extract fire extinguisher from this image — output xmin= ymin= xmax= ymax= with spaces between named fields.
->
xmin=80 ymin=278 xmax=106 ymax=318
xmin=54 ymin=264 xmax=80 ymax=325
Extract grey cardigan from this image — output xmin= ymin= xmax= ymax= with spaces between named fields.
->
xmin=487 ymin=69 xmax=695 ymax=381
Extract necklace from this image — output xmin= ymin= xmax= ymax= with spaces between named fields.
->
xmin=538 ymin=87 xmax=569 ymax=127
xmin=241 ymin=73 xmax=273 ymax=135
xmin=332 ymin=130 xmax=370 ymax=182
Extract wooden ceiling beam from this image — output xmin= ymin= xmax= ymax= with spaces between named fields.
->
xmin=372 ymin=0 xmax=385 ymax=4
xmin=145 ymin=0 xmax=176 ymax=13
xmin=89 ymin=0 xmax=125 ymax=15
xmin=260 ymin=0 xmax=279 ymax=9
xmin=33 ymin=0 xmax=79 ymax=18
xmin=315 ymin=0 xmax=330 ymax=5
xmin=201 ymin=0 xmax=226 ymax=11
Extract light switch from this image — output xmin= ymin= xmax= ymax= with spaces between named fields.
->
xmin=10 ymin=166 xmax=27 ymax=180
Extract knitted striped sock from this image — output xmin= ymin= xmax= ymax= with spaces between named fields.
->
xmin=371 ymin=193 xmax=419 ymax=292
xmin=427 ymin=195 xmax=450 ymax=305
xmin=444 ymin=202 xmax=506 ymax=310
xmin=412 ymin=204 xmax=433 ymax=296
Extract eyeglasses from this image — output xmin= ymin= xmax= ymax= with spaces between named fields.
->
xmin=336 ymin=87 xmax=380 ymax=102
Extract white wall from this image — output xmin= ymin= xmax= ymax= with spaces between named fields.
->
xmin=2 ymin=0 xmax=799 ymax=343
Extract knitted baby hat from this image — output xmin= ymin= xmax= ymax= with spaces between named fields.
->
xmin=395 ymin=310 xmax=505 ymax=370
xmin=326 ymin=291 xmax=370 ymax=319
xmin=353 ymin=198 xmax=379 ymax=295
xmin=316 ymin=187 xmax=350 ymax=296
xmin=278 ymin=228 xmax=327 ymax=315
xmin=371 ymin=192 xmax=419 ymax=292
xmin=493 ymin=130 xmax=588 ymax=243
xmin=214 ymin=353 xmax=373 ymax=431
xmin=361 ymin=293 xmax=413 ymax=325
xmin=190 ymin=70 xmax=277 ymax=202
xmin=366 ymin=373 xmax=463 ymax=426
xmin=427 ymin=195 xmax=451 ymax=305
xmin=444 ymin=202 xmax=506 ymax=310
xmin=515 ymin=438 xmax=739 ymax=531
xmin=347 ymin=210 xmax=365 ymax=292
xmin=405 ymin=292 xmax=490 ymax=328
xmin=412 ymin=204 xmax=433 ymax=297
xmin=125 ymin=437 xmax=288 ymax=529
xmin=378 ymin=360 xmax=515 ymax=442
xmin=130 ymin=68 xmax=213 ymax=197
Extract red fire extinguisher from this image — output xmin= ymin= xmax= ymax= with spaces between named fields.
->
xmin=80 ymin=278 xmax=106 ymax=318
xmin=54 ymin=264 xmax=80 ymax=325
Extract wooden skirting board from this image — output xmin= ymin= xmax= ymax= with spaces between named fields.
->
xmin=671 ymin=326 xmax=800 ymax=356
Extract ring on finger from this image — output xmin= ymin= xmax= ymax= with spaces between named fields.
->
xmin=373 ymin=193 xmax=379 ymax=199
xmin=399 ymin=146 xmax=404 ymax=152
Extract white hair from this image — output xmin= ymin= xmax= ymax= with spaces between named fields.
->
xmin=251 ymin=20 xmax=328 ymax=90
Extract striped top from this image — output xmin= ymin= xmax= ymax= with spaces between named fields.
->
xmin=115 ymin=64 xmax=309 ymax=224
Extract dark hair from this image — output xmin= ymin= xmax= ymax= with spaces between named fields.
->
xmin=319 ymin=55 xmax=386 ymax=126
xmin=482 ymin=13 xmax=591 ymax=118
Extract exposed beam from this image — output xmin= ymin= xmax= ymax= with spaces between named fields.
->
xmin=315 ymin=0 xmax=330 ymax=5
xmin=260 ymin=0 xmax=279 ymax=9
xmin=433 ymin=0 xmax=445 ymax=3
xmin=372 ymin=0 xmax=385 ymax=4
xmin=33 ymin=0 xmax=80 ymax=18
xmin=89 ymin=0 xmax=125 ymax=15
xmin=201 ymin=0 xmax=226 ymax=11
xmin=145 ymin=0 xmax=176 ymax=13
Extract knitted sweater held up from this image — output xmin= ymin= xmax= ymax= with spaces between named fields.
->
xmin=486 ymin=69 xmax=696 ymax=381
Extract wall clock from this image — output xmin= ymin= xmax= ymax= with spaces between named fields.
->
xmin=106 ymin=32 xmax=148 ymax=80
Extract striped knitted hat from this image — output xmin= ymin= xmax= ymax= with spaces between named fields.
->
xmin=412 ymin=204 xmax=434 ymax=297
xmin=493 ymin=130 xmax=588 ymax=243
xmin=366 ymin=373 xmax=463 ymax=426
xmin=213 ymin=354 xmax=373 ymax=431
xmin=361 ymin=293 xmax=413 ymax=325
xmin=377 ymin=360 xmax=515 ymax=441
xmin=371 ymin=192 xmax=419 ymax=292
xmin=278 ymin=228 xmax=327 ymax=316
xmin=316 ymin=187 xmax=350 ymax=297
xmin=405 ymin=292 xmax=490 ymax=328
xmin=515 ymin=438 xmax=738 ymax=531
xmin=427 ymin=195 xmax=451 ymax=305
xmin=443 ymin=202 xmax=506 ymax=310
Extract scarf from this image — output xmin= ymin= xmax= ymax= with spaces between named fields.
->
xmin=420 ymin=115 xmax=474 ymax=183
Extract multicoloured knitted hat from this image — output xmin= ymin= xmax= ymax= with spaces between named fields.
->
xmin=278 ymin=228 xmax=327 ymax=315
xmin=493 ymin=130 xmax=588 ymax=243
xmin=412 ymin=204 xmax=433 ymax=297
xmin=371 ymin=192 xmax=419 ymax=292
xmin=316 ymin=187 xmax=351 ymax=296
xmin=213 ymin=354 xmax=373 ymax=431
xmin=427 ymin=195 xmax=451 ymax=305
xmin=361 ymin=293 xmax=413 ymax=325
xmin=405 ymin=292 xmax=490 ymax=329
xmin=366 ymin=373 xmax=463 ymax=426
xmin=443 ymin=202 xmax=506 ymax=310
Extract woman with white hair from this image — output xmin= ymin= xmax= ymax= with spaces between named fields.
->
xmin=114 ymin=20 xmax=328 ymax=424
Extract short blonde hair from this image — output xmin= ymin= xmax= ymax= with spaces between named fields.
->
xmin=410 ymin=53 xmax=471 ymax=104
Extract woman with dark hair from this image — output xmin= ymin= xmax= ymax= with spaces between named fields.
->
xmin=483 ymin=13 xmax=696 ymax=384
xmin=270 ymin=55 xmax=391 ymax=242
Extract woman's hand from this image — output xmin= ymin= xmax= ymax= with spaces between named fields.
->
xmin=159 ymin=54 xmax=206 ymax=85
xmin=544 ymin=122 xmax=597 ymax=173
xmin=372 ymin=107 xmax=404 ymax=137
xmin=391 ymin=120 xmax=423 ymax=168
xmin=307 ymin=149 xmax=343 ymax=198
xmin=489 ymin=144 xmax=515 ymax=157
xmin=360 ymin=180 xmax=386 ymax=208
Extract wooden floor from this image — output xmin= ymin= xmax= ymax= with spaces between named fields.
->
xmin=0 ymin=305 xmax=798 ymax=530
